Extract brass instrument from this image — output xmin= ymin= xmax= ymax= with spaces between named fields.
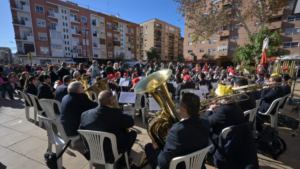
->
xmin=134 ymin=69 xmax=181 ymax=149
xmin=272 ymin=60 xmax=296 ymax=87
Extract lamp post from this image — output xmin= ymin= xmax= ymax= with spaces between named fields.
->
xmin=27 ymin=52 xmax=33 ymax=66
xmin=84 ymin=28 xmax=89 ymax=65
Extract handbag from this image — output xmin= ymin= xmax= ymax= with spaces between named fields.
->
xmin=44 ymin=140 xmax=71 ymax=169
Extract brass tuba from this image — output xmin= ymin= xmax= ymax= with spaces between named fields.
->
xmin=134 ymin=69 xmax=181 ymax=149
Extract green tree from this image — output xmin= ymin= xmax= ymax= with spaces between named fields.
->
xmin=146 ymin=47 xmax=160 ymax=61
xmin=177 ymin=54 xmax=185 ymax=62
xmin=202 ymin=53 xmax=215 ymax=59
xmin=114 ymin=52 xmax=125 ymax=63
xmin=232 ymin=27 xmax=287 ymax=65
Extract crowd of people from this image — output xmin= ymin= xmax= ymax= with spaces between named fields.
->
xmin=0 ymin=59 xmax=292 ymax=168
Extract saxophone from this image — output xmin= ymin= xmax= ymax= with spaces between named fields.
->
xmin=134 ymin=69 xmax=181 ymax=149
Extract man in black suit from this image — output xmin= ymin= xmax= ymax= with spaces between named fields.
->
xmin=145 ymin=93 xmax=210 ymax=169
xmin=256 ymin=75 xmax=284 ymax=132
xmin=57 ymin=62 xmax=70 ymax=81
xmin=60 ymin=81 xmax=98 ymax=136
xmin=25 ymin=76 xmax=39 ymax=106
xmin=80 ymin=90 xmax=136 ymax=168
xmin=37 ymin=75 xmax=54 ymax=99
xmin=54 ymin=75 xmax=72 ymax=114
xmin=233 ymin=78 xmax=256 ymax=112
xmin=117 ymin=61 xmax=125 ymax=77
xmin=196 ymin=73 xmax=212 ymax=90
xmin=153 ymin=61 xmax=160 ymax=72
xmin=105 ymin=61 xmax=115 ymax=76
xmin=134 ymin=59 xmax=145 ymax=76
xmin=175 ymin=75 xmax=195 ymax=101
xmin=205 ymin=84 xmax=244 ymax=138
xmin=248 ymin=80 xmax=261 ymax=100
xmin=167 ymin=82 xmax=176 ymax=97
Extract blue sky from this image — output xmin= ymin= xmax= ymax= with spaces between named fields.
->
xmin=0 ymin=0 xmax=185 ymax=53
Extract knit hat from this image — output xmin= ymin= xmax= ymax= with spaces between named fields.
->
xmin=132 ymin=77 xmax=140 ymax=86
xmin=215 ymin=84 xmax=233 ymax=96
xmin=124 ymin=73 xmax=128 ymax=77
xmin=107 ymin=74 xmax=115 ymax=81
xmin=115 ymin=72 xmax=120 ymax=79
xmin=184 ymin=75 xmax=191 ymax=81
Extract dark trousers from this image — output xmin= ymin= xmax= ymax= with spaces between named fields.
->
xmin=145 ymin=143 xmax=160 ymax=169
xmin=117 ymin=130 xmax=137 ymax=165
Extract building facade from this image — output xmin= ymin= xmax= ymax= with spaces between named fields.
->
xmin=10 ymin=0 xmax=140 ymax=65
xmin=140 ymin=19 xmax=183 ymax=61
xmin=184 ymin=0 xmax=300 ymax=67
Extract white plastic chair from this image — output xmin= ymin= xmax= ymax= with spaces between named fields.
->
xmin=156 ymin=145 xmax=213 ymax=169
xmin=179 ymin=89 xmax=194 ymax=101
xmin=258 ymin=98 xmax=282 ymax=129
xmin=278 ymin=94 xmax=291 ymax=115
xmin=39 ymin=115 xmax=80 ymax=169
xmin=134 ymin=94 xmax=147 ymax=123
xmin=255 ymin=99 xmax=262 ymax=108
xmin=18 ymin=90 xmax=34 ymax=121
xmin=78 ymin=130 xmax=130 ymax=169
xmin=244 ymin=107 xmax=259 ymax=122
xmin=222 ymin=127 xmax=232 ymax=140
xmin=39 ymin=99 xmax=61 ymax=121
xmin=27 ymin=94 xmax=44 ymax=127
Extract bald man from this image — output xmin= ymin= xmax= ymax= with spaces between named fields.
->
xmin=80 ymin=90 xmax=136 ymax=168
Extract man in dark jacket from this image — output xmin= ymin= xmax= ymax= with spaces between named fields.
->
xmin=196 ymin=73 xmax=212 ymax=90
xmin=54 ymin=75 xmax=72 ymax=114
xmin=117 ymin=61 xmax=125 ymax=77
xmin=145 ymin=93 xmax=210 ymax=169
xmin=105 ymin=61 xmax=115 ymax=76
xmin=37 ymin=75 xmax=54 ymax=99
xmin=60 ymin=81 xmax=98 ymax=136
xmin=153 ymin=61 xmax=160 ymax=72
xmin=233 ymin=78 xmax=256 ymax=112
xmin=134 ymin=59 xmax=145 ymax=76
xmin=80 ymin=90 xmax=136 ymax=168
xmin=57 ymin=62 xmax=70 ymax=81
xmin=167 ymin=83 xmax=176 ymax=96
xmin=175 ymin=75 xmax=195 ymax=101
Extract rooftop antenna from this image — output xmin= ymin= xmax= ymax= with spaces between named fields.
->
xmin=116 ymin=11 xmax=120 ymax=18
xmin=108 ymin=2 xmax=109 ymax=14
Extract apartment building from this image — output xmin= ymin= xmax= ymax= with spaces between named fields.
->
xmin=184 ymin=0 xmax=300 ymax=67
xmin=140 ymin=19 xmax=183 ymax=61
xmin=10 ymin=0 xmax=140 ymax=65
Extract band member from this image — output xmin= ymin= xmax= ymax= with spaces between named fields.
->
xmin=196 ymin=73 xmax=212 ymax=90
xmin=153 ymin=61 xmax=160 ymax=72
xmin=257 ymin=64 xmax=266 ymax=73
xmin=256 ymin=73 xmax=264 ymax=84
xmin=145 ymin=93 xmax=210 ymax=169
xmin=57 ymin=62 xmax=70 ymax=81
xmin=256 ymin=75 xmax=284 ymax=132
xmin=228 ymin=70 xmax=237 ymax=85
xmin=134 ymin=59 xmax=145 ymax=76
xmin=176 ymin=75 xmax=194 ymax=101
xmin=80 ymin=90 xmax=136 ymax=168
xmin=248 ymin=80 xmax=261 ymax=100
xmin=54 ymin=75 xmax=72 ymax=114
xmin=213 ymin=69 xmax=220 ymax=79
xmin=107 ymin=74 xmax=119 ymax=92
xmin=221 ymin=69 xmax=227 ymax=80
xmin=204 ymin=84 xmax=244 ymax=144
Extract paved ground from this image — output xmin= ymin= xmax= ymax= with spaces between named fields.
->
xmin=0 ymin=81 xmax=300 ymax=169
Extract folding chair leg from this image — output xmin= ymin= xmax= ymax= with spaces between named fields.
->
xmin=124 ymin=152 xmax=130 ymax=169
xmin=142 ymin=108 xmax=145 ymax=123
xmin=270 ymin=115 xmax=276 ymax=129
xmin=25 ymin=106 xmax=29 ymax=119
xmin=105 ymin=163 xmax=114 ymax=169
xmin=55 ymin=145 xmax=63 ymax=169
xmin=34 ymin=110 xmax=37 ymax=125
xmin=89 ymin=161 xmax=93 ymax=169
xmin=38 ymin=116 xmax=42 ymax=127
xmin=71 ymin=140 xmax=75 ymax=148
xmin=48 ymin=141 xmax=52 ymax=152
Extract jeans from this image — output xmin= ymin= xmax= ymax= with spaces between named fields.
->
xmin=0 ymin=85 xmax=6 ymax=98
xmin=2 ymin=84 xmax=13 ymax=99
xmin=145 ymin=143 xmax=160 ymax=169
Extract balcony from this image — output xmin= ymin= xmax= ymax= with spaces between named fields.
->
xmin=265 ymin=21 xmax=282 ymax=30
xmin=48 ymin=11 xmax=59 ymax=19
xmin=71 ymin=29 xmax=81 ymax=35
xmin=155 ymin=25 xmax=162 ymax=29
xmin=218 ymin=49 xmax=228 ymax=56
xmin=93 ymin=32 xmax=99 ymax=38
xmin=155 ymin=45 xmax=161 ymax=48
xmin=70 ymin=16 xmax=80 ymax=23
xmin=13 ymin=19 xmax=32 ymax=27
xmin=219 ymin=39 xmax=229 ymax=46
xmin=92 ymin=21 xmax=98 ymax=27
xmin=49 ymin=25 xmax=60 ymax=31
xmin=113 ymin=37 xmax=119 ymax=41
xmin=93 ymin=43 xmax=100 ymax=48
xmin=10 ymin=2 xmax=30 ymax=13
xmin=15 ymin=34 xmax=34 ymax=42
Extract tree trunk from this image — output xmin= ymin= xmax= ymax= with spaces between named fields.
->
xmin=257 ymin=0 xmax=266 ymax=29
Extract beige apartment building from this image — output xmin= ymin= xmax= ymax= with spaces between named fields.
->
xmin=140 ymin=19 xmax=183 ymax=61
xmin=184 ymin=0 xmax=300 ymax=67
xmin=10 ymin=0 xmax=140 ymax=65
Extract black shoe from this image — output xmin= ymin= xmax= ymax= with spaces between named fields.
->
xmin=10 ymin=97 xmax=15 ymax=100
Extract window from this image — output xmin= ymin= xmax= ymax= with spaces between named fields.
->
xmin=209 ymin=39 xmax=217 ymax=44
xmin=107 ymin=32 xmax=112 ymax=38
xmin=101 ymin=28 xmax=105 ymax=35
xmin=208 ymin=48 xmax=216 ymax=53
xmin=200 ymin=40 xmax=205 ymax=44
xmin=51 ymin=44 xmax=62 ymax=52
xmin=287 ymin=15 xmax=300 ymax=22
xmin=100 ymin=39 xmax=105 ymax=45
xmin=82 ymin=28 xmax=88 ymax=34
xmin=92 ymin=19 xmax=97 ymax=26
xmin=107 ymin=22 xmax=112 ymax=29
xmin=218 ymin=46 xmax=228 ymax=51
xmin=38 ymin=33 xmax=48 ymax=41
xmin=81 ymin=16 xmax=87 ymax=23
xmin=200 ymin=49 xmax=204 ymax=52
xmin=188 ymin=50 xmax=193 ymax=54
xmin=187 ymin=33 xmax=192 ymax=37
xmin=83 ymin=50 xmax=90 ymax=56
xmin=230 ymin=47 xmax=236 ymax=51
xmin=232 ymin=36 xmax=239 ymax=40
xmin=108 ymin=42 xmax=112 ymax=47
xmin=35 ymin=5 xmax=44 ymax=13
xmin=211 ymin=0 xmax=220 ymax=4
xmin=131 ymin=37 xmax=134 ymax=42
xmin=100 ymin=18 xmax=105 ymax=24
xmin=254 ymin=22 xmax=260 ymax=26
xmin=131 ymin=28 xmax=134 ymax=34
xmin=145 ymin=44 xmax=148 ymax=47
xmin=283 ymin=42 xmax=299 ymax=48
xmin=40 ymin=47 xmax=49 ymax=54
xmin=145 ymin=32 xmax=148 ymax=35
xmin=145 ymin=26 xmax=147 ymax=29
xmin=94 ymin=54 xmax=98 ymax=58
xmin=145 ymin=38 xmax=147 ymax=41
xmin=188 ymin=42 xmax=192 ymax=45
xmin=285 ymin=28 xmax=300 ymax=35
xmin=37 ymin=19 xmax=46 ymax=27
xmin=102 ymin=49 xmax=106 ymax=55
xmin=108 ymin=52 xmax=113 ymax=57
xmin=83 ymin=40 xmax=89 ymax=45
xmin=65 ymin=16 xmax=67 ymax=20
xmin=50 ymin=30 xmax=61 ymax=39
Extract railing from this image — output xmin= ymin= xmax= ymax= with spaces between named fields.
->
xmin=92 ymin=21 xmax=97 ymax=26
xmin=93 ymin=43 xmax=99 ymax=47
xmin=93 ymin=33 xmax=98 ymax=37
xmin=11 ymin=2 xmax=29 ymax=10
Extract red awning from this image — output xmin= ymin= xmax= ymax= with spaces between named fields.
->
xmin=252 ymin=57 xmax=278 ymax=62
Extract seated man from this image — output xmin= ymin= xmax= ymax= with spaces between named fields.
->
xmin=73 ymin=71 xmax=81 ymax=80
xmin=54 ymin=75 xmax=72 ymax=114
xmin=205 ymin=84 xmax=244 ymax=139
xmin=175 ymin=75 xmax=194 ymax=101
xmin=145 ymin=93 xmax=210 ymax=169
xmin=196 ymin=73 xmax=212 ymax=90
xmin=80 ymin=90 xmax=136 ymax=168
xmin=248 ymin=80 xmax=261 ymax=100
xmin=256 ymin=75 xmax=284 ymax=132
xmin=37 ymin=75 xmax=54 ymax=99
xmin=255 ymin=73 xmax=264 ymax=84
xmin=233 ymin=78 xmax=256 ymax=112
xmin=60 ymin=82 xmax=98 ymax=136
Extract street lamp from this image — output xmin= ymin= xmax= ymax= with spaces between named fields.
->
xmin=84 ymin=28 xmax=89 ymax=64
xmin=27 ymin=52 xmax=33 ymax=65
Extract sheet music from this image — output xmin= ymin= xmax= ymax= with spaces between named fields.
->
xmin=199 ymin=86 xmax=209 ymax=93
xmin=123 ymin=104 xmax=133 ymax=116
xmin=172 ymin=82 xmax=178 ymax=88
xmin=119 ymin=78 xmax=129 ymax=86
xmin=54 ymin=83 xmax=58 ymax=89
xmin=189 ymin=90 xmax=205 ymax=100
xmin=138 ymin=76 xmax=145 ymax=80
xmin=212 ymin=83 xmax=218 ymax=89
xmin=149 ymin=98 xmax=162 ymax=111
xmin=119 ymin=92 xmax=136 ymax=103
